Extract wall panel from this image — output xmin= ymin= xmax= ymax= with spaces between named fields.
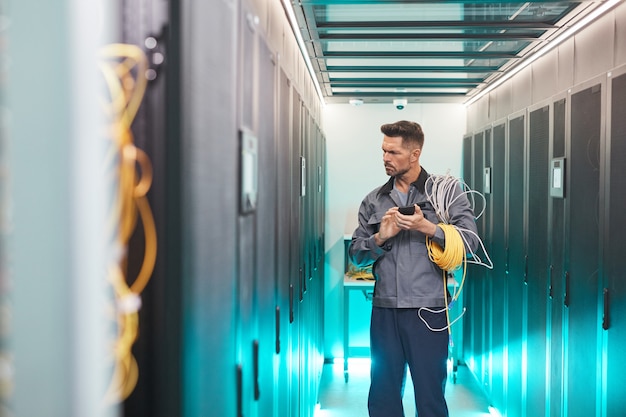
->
xmin=556 ymin=38 xmax=575 ymax=94
xmin=511 ymin=68 xmax=532 ymax=113
xmin=495 ymin=82 xmax=513 ymax=123
xmin=573 ymin=13 xmax=615 ymax=85
xmin=616 ymin=5 xmax=626 ymax=66
xmin=532 ymin=51 xmax=559 ymax=103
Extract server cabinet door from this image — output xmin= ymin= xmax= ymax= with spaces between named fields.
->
xmin=490 ymin=123 xmax=507 ymax=413
xmin=548 ymin=97 xmax=567 ymax=417
xmin=179 ymin=0 xmax=240 ymax=416
xmin=255 ymin=37 xmax=278 ymax=417
xmin=605 ymin=70 xmax=626 ymax=417
xmin=467 ymin=132 xmax=486 ymax=383
xmin=565 ymin=82 xmax=602 ymax=417
xmin=526 ymin=105 xmax=550 ymax=417
xmin=462 ymin=135 xmax=474 ymax=363
xmin=481 ymin=129 xmax=493 ymax=395
xmin=275 ymin=68 xmax=294 ymax=417
xmin=506 ymin=114 xmax=526 ymax=417
xmin=236 ymin=5 xmax=259 ymax=416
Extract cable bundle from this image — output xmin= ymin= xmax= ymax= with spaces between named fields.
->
xmin=426 ymin=223 xmax=465 ymax=272
xmin=419 ymin=174 xmax=492 ymax=333
xmin=425 ymin=174 xmax=492 ymax=270
xmin=100 ymin=43 xmax=157 ymax=403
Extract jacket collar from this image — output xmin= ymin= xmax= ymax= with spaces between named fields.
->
xmin=377 ymin=166 xmax=429 ymax=197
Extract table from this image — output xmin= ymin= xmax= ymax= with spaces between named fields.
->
xmin=343 ymin=275 xmax=375 ymax=382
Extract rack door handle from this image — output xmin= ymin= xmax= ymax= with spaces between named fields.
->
xmin=275 ymin=306 xmax=281 ymax=354
xmin=548 ymin=265 xmax=553 ymax=299
xmin=603 ymin=288 xmax=610 ymax=331
xmin=289 ymin=284 xmax=294 ymax=323
xmin=505 ymin=247 xmax=509 ymax=275
xmin=253 ymin=340 xmax=260 ymax=400
xmin=564 ymin=271 xmax=570 ymax=307
xmin=236 ymin=364 xmax=243 ymax=417
xmin=524 ymin=255 xmax=529 ymax=284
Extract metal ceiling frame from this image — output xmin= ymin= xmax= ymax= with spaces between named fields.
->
xmin=290 ymin=0 xmax=605 ymax=104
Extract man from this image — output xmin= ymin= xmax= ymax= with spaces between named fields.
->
xmin=349 ymin=120 xmax=479 ymax=417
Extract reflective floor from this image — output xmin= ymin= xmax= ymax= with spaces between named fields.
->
xmin=316 ymin=358 xmax=495 ymax=417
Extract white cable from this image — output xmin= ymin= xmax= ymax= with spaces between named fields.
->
xmin=419 ymin=173 xmax=493 ymax=333
xmin=418 ymin=307 xmax=467 ymax=332
xmin=424 ymin=174 xmax=493 ymax=269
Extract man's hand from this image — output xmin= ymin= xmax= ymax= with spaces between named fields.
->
xmin=392 ymin=204 xmax=437 ymax=238
xmin=374 ymin=208 xmax=402 ymax=246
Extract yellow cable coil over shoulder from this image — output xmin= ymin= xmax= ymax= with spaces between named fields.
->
xmin=99 ymin=43 xmax=157 ymax=404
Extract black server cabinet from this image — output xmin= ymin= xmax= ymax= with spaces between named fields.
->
xmin=506 ymin=113 xmax=526 ymax=417
xmin=481 ymin=129 xmax=493 ymax=395
xmin=255 ymin=38 xmax=278 ymax=417
xmin=490 ymin=123 xmax=507 ymax=413
xmin=470 ymin=131 xmax=486 ymax=385
xmin=463 ymin=69 xmax=626 ymax=417
xmin=548 ymin=97 xmax=566 ymax=417
xmin=112 ymin=1 xmax=183 ymax=416
xmin=462 ymin=135 xmax=475 ymax=364
xmin=236 ymin=4 xmax=257 ymax=416
xmin=276 ymin=68 xmax=294 ymax=417
xmin=565 ymin=82 xmax=602 ymax=417
xmin=526 ymin=104 xmax=550 ymax=417
xmin=290 ymin=93 xmax=303 ymax=417
xmin=605 ymin=70 xmax=626 ymax=417
xmin=179 ymin=0 xmax=240 ymax=415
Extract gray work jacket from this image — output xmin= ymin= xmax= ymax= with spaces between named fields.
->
xmin=348 ymin=168 xmax=479 ymax=309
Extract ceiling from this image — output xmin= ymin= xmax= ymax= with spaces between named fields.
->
xmin=290 ymin=0 xmax=610 ymax=105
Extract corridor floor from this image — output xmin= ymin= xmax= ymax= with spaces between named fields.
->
xmin=316 ymin=358 xmax=495 ymax=417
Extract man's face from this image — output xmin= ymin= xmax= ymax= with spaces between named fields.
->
xmin=382 ymin=135 xmax=418 ymax=177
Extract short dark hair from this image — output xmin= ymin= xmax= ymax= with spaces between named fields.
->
xmin=380 ymin=120 xmax=424 ymax=149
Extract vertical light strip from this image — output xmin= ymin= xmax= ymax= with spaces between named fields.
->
xmin=465 ymin=0 xmax=623 ymax=107
xmin=281 ymin=0 xmax=326 ymax=105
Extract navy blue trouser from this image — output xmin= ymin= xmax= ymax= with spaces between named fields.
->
xmin=368 ymin=306 xmax=449 ymax=417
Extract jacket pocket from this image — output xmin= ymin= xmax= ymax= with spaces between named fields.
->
xmin=367 ymin=211 xmax=385 ymax=230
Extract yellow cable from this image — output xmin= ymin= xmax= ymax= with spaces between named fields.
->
xmin=99 ymin=43 xmax=156 ymax=404
xmin=426 ymin=223 xmax=465 ymax=272
xmin=426 ymin=224 xmax=468 ymax=334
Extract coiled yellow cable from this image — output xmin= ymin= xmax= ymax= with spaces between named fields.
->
xmin=426 ymin=223 xmax=465 ymax=273
xmin=424 ymin=223 xmax=468 ymax=334
xmin=99 ymin=43 xmax=157 ymax=404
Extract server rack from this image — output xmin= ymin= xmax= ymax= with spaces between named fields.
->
xmin=111 ymin=0 xmax=327 ymax=416
xmin=463 ymin=65 xmax=626 ymax=416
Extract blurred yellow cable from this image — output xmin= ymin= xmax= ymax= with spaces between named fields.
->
xmin=99 ymin=43 xmax=156 ymax=404
xmin=426 ymin=224 xmax=467 ymax=334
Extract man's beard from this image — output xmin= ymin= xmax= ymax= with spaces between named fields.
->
xmin=386 ymin=165 xmax=408 ymax=177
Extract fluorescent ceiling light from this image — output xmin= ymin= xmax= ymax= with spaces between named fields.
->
xmin=281 ymin=0 xmax=326 ymax=105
